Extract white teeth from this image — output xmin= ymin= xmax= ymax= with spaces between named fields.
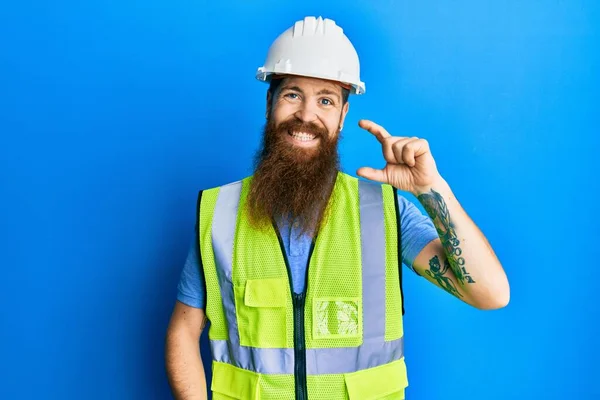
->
xmin=290 ymin=131 xmax=316 ymax=142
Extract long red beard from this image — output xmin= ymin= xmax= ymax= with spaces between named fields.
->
xmin=246 ymin=118 xmax=340 ymax=236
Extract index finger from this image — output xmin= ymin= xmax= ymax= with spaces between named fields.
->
xmin=358 ymin=119 xmax=391 ymax=143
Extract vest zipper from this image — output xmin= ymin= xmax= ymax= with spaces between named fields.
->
xmin=293 ymin=292 xmax=307 ymax=400
xmin=273 ymin=222 xmax=315 ymax=400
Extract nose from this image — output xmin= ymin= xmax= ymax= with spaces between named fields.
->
xmin=294 ymin=102 xmax=319 ymax=123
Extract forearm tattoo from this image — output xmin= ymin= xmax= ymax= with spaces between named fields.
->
xmin=417 ymin=189 xmax=475 ymax=286
xmin=425 ymin=255 xmax=463 ymax=297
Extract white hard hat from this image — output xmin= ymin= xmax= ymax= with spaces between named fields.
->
xmin=256 ymin=16 xmax=366 ymax=95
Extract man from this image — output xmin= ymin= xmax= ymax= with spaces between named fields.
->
xmin=165 ymin=16 xmax=509 ymax=399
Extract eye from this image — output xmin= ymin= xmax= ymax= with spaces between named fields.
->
xmin=320 ymin=98 xmax=334 ymax=106
xmin=284 ymin=93 xmax=300 ymax=100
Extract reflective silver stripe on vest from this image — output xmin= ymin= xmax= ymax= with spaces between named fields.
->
xmin=210 ymin=178 xmax=403 ymax=375
xmin=305 ymin=337 xmax=404 ymax=374
xmin=211 ymin=182 xmax=252 ymax=369
xmin=210 ymin=339 xmax=294 ymax=374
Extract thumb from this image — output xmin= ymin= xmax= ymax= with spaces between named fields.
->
xmin=357 ymin=167 xmax=388 ymax=183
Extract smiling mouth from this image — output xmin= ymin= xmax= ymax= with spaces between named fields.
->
xmin=288 ymin=131 xmax=318 ymax=142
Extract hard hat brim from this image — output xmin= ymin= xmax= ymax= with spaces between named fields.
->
xmin=257 ymin=70 xmax=365 ymax=95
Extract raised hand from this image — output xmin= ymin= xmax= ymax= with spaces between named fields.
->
xmin=356 ymin=119 xmax=442 ymax=194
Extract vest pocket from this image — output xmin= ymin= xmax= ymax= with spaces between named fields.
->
xmin=234 ymin=277 xmax=288 ymax=347
xmin=211 ymin=361 xmax=260 ymax=400
xmin=313 ymin=297 xmax=362 ymax=340
xmin=344 ymin=358 xmax=408 ymax=399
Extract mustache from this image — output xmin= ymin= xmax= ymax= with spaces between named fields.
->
xmin=275 ymin=119 xmax=329 ymax=139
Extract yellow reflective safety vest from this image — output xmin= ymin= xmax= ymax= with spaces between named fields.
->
xmin=197 ymin=172 xmax=408 ymax=399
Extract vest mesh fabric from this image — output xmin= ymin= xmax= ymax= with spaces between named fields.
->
xmin=234 ymin=178 xmax=295 ymax=348
xmin=305 ymin=174 xmax=363 ymax=349
xmin=199 ymin=187 xmax=228 ymax=340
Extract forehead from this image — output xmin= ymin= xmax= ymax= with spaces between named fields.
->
xmin=277 ymin=76 xmax=343 ymax=95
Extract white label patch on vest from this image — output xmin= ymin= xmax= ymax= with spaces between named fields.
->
xmin=313 ymin=297 xmax=362 ymax=339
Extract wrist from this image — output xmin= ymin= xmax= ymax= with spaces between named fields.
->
xmin=412 ymin=176 xmax=449 ymax=197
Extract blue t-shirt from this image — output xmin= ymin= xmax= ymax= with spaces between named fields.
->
xmin=176 ymin=193 xmax=438 ymax=309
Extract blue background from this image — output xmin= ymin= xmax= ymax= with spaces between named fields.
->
xmin=1 ymin=0 xmax=597 ymax=399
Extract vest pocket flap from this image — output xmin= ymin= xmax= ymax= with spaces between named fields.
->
xmin=211 ymin=361 xmax=260 ymax=399
xmin=344 ymin=359 xmax=408 ymax=400
xmin=244 ymin=277 xmax=288 ymax=308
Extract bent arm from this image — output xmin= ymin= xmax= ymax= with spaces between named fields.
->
xmin=412 ymin=177 xmax=510 ymax=310
xmin=165 ymin=301 xmax=208 ymax=399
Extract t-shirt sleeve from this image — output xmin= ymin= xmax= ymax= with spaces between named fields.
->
xmin=176 ymin=231 xmax=206 ymax=309
xmin=397 ymin=194 xmax=439 ymax=274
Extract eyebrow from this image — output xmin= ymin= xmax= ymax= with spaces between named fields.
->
xmin=280 ymin=85 xmax=304 ymax=94
xmin=280 ymin=85 xmax=341 ymax=101
xmin=316 ymin=88 xmax=341 ymax=101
